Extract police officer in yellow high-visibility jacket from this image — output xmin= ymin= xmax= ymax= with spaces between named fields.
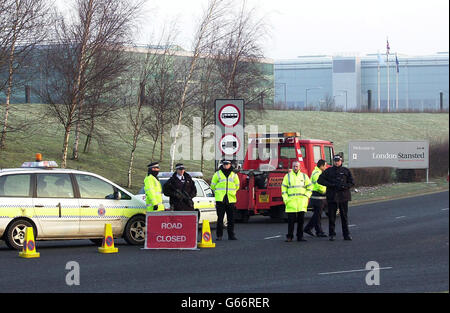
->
xmin=304 ymin=160 xmax=328 ymax=237
xmin=144 ymin=162 xmax=165 ymax=212
xmin=210 ymin=160 xmax=240 ymax=241
xmin=281 ymin=162 xmax=313 ymax=242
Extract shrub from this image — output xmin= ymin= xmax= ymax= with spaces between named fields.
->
xmin=350 ymin=168 xmax=393 ymax=187
xmin=396 ymin=139 xmax=448 ymax=182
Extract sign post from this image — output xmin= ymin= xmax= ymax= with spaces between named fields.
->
xmin=215 ymin=99 xmax=245 ymax=169
xmin=144 ymin=211 xmax=198 ymax=250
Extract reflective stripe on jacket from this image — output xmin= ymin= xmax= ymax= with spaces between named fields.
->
xmin=210 ymin=170 xmax=240 ymax=203
xmin=281 ymin=171 xmax=313 ymax=213
xmin=144 ymin=174 xmax=164 ymax=212
xmin=311 ymin=167 xmax=327 ymax=195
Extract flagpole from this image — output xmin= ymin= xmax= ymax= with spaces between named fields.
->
xmin=406 ymin=59 xmax=409 ymax=110
xmin=387 ymin=40 xmax=390 ymax=113
xmin=396 ymin=53 xmax=399 ymax=111
xmin=377 ymin=57 xmax=381 ymax=111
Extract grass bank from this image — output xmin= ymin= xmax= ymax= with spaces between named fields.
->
xmin=0 ymin=104 xmax=448 ymax=194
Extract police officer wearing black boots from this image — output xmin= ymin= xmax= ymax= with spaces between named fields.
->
xmin=304 ymin=159 xmax=328 ymax=238
xmin=210 ymin=160 xmax=240 ymax=241
xmin=317 ymin=155 xmax=355 ymax=241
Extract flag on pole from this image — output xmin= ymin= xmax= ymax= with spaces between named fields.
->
xmin=395 ymin=53 xmax=399 ymax=73
xmin=386 ymin=39 xmax=390 ymax=55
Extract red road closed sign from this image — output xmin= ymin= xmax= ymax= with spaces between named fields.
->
xmin=145 ymin=212 xmax=198 ymax=250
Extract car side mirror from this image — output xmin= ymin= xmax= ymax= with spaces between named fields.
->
xmin=113 ymin=188 xmax=121 ymax=200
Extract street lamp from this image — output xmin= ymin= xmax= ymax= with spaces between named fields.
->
xmin=337 ymin=90 xmax=348 ymax=111
xmin=305 ymin=86 xmax=323 ymax=109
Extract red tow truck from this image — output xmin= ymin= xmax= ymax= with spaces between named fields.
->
xmin=234 ymin=132 xmax=336 ymax=222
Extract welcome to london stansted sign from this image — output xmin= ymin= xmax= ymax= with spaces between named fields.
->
xmin=348 ymin=141 xmax=429 ymax=169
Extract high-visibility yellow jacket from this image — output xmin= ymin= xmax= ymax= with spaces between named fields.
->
xmin=311 ymin=166 xmax=327 ymax=195
xmin=281 ymin=170 xmax=313 ymax=213
xmin=210 ymin=170 xmax=240 ymax=203
xmin=144 ymin=175 xmax=164 ymax=212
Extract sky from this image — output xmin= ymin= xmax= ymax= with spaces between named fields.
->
xmin=141 ymin=0 xmax=449 ymax=59
xmin=57 ymin=0 xmax=450 ymax=60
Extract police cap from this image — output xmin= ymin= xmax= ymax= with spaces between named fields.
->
xmin=147 ymin=162 xmax=160 ymax=169
xmin=175 ymin=163 xmax=185 ymax=170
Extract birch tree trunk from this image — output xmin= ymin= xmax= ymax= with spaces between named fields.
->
xmin=170 ymin=0 xmax=226 ymax=171
xmin=0 ymin=2 xmax=18 ymax=151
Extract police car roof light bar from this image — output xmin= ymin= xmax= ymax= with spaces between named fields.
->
xmin=21 ymin=161 xmax=59 ymax=168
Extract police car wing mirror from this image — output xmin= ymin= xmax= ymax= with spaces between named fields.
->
xmin=113 ymin=187 xmax=121 ymax=200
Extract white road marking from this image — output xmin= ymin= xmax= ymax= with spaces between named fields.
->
xmin=442 ymin=208 xmax=449 ymax=211
xmin=349 ymin=224 xmax=357 ymax=227
xmin=395 ymin=216 xmax=406 ymax=219
xmin=264 ymin=235 xmax=282 ymax=240
xmin=319 ymin=267 xmax=393 ymax=276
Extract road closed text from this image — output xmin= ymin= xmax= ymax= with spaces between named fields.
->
xmin=145 ymin=212 xmax=198 ymax=249
xmin=156 ymin=235 xmax=187 ymax=243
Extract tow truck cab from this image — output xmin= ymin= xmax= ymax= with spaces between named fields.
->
xmin=235 ymin=132 xmax=335 ymax=221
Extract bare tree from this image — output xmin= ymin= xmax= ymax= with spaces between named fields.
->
xmin=81 ymin=53 xmax=128 ymax=154
xmin=115 ymin=40 xmax=178 ymax=188
xmin=0 ymin=0 xmax=53 ymax=151
xmin=189 ymin=26 xmax=224 ymax=172
xmin=118 ymin=64 xmax=151 ymax=189
xmin=146 ymin=46 xmax=180 ymax=164
xmin=39 ymin=0 xmax=144 ymax=168
xmin=214 ymin=0 xmax=269 ymax=100
xmin=169 ymin=0 xmax=231 ymax=171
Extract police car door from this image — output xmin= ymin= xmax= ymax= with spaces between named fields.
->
xmin=74 ymin=174 xmax=125 ymax=237
xmin=34 ymin=173 xmax=80 ymax=238
xmin=0 ymin=173 xmax=34 ymax=232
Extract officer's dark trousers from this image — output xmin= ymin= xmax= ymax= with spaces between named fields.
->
xmin=305 ymin=198 xmax=326 ymax=234
xmin=287 ymin=212 xmax=305 ymax=239
xmin=216 ymin=201 xmax=235 ymax=238
xmin=328 ymin=201 xmax=350 ymax=237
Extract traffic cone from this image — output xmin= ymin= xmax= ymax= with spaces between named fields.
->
xmin=19 ymin=227 xmax=40 ymax=259
xmin=98 ymin=224 xmax=118 ymax=254
xmin=198 ymin=220 xmax=216 ymax=248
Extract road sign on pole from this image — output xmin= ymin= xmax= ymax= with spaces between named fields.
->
xmin=215 ymin=99 xmax=245 ymax=168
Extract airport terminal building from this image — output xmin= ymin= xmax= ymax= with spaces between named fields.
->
xmin=274 ymin=52 xmax=449 ymax=111
xmin=2 ymin=48 xmax=448 ymax=112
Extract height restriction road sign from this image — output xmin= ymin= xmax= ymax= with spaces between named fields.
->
xmin=215 ymin=99 xmax=245 ymax=164
xmin=219 ymin=133 xmax=241 ymax=155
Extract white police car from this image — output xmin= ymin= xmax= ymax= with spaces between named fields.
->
xmin=136 ymin=172 xmax=223 ymax=225
xmin=0 ymin=155 xmax=148 ymax=250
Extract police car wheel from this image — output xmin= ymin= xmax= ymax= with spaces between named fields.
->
xmin=124 ymin=215 xmax=146 ymax=245
xmin=5 ymin=219 xmax=36 ymax=250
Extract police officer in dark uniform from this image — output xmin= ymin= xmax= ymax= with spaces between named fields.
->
xmin=163 ymin=163 xmax=197 ymax=211
xmin=317 ymin=155 xmax=355 ymax=241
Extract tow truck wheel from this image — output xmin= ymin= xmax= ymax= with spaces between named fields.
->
xmin=5 ymin=219 xmax=36 ymax=250
xmin=123 ymin=215 xmax=146 ymax=245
